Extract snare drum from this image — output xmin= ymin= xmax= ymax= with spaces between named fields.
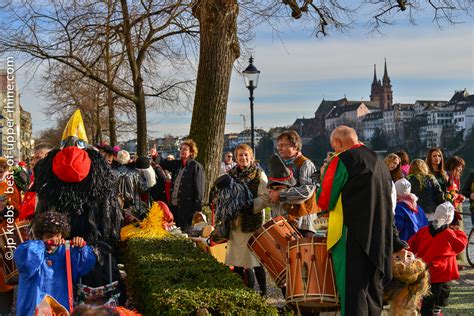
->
xmin=248 ymin=216 xmax=301 ymax=287
xmin=286 ymin=236 xmax=339 ymax=312
xmin=0 ymin=220 xmax=32 ymax=284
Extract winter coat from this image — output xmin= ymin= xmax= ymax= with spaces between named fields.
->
xmin=407 ymin=174 xmax=445 ymax=214
xmin=394 ymin=202 xmax=429 ymax=241
xmin=408 ymin=225 xmax=467 ymax=283
xmin=159 ymin=158 xmax=205 ymax=229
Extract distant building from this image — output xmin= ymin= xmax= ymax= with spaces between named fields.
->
xmin=361 ymin=111 xmax=383 ymax=141
xmin=236 ymin=129 xmax=266 ymax=147
xmin=370 ymin=60 xmax=393 ymax=110
xmin=223 ymin=133 xmax=239 ymax=151
xmin=324 ymin=101 xmax=374 ymax=131
xmin=20 ymin=105 xmax=33 ymax=161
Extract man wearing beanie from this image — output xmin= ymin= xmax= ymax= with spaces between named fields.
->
xmin=408 ymin=201 xmax=467 ymax=315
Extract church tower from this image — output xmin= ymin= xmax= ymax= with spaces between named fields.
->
xmin=380 ymin=59 xmax=393 ymax=110
xmin=370 ymin=64 xmax=381 ymax=104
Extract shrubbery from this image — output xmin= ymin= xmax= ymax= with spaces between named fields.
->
xmin=124 ymin=237 xmax=277 ymax=315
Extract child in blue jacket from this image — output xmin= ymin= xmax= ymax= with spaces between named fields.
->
xmin=14 ymin=211 xmax=96 ymax=315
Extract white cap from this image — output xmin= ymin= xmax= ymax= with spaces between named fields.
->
xmin=395 ymin=178 xmax=411 ymax=196
xmin=432 ymin=201 xmax=455 ymax=229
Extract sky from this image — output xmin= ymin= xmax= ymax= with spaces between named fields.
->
xmin=6 ymin=4 xmax=474 ymax=140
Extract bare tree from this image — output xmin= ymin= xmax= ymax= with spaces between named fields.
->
xmin=0 ymin=0 xmax=197 ymax=155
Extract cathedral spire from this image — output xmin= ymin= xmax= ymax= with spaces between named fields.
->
xmin=383 ymin=58 xmax=390 ymax=84
xmin=372 ymin=64 xmax=377 ymax=84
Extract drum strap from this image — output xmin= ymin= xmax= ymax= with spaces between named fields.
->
xmin=65 ymin=241 xmax=74 ymax=313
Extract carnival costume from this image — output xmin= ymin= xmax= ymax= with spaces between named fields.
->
xmin=14 ymin=240 xmax=96 ymax=316
xmin=316 ymin=144 xmax=394 ymax=316
xmin=33 ymin=110 xmax=122 ymax=243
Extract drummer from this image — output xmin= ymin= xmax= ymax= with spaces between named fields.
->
xmin=268 ymin=131 xmax=321 ymax=237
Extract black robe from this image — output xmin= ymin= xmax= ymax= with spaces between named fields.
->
xmin=33 ymin=148 xmax=122 ymax=244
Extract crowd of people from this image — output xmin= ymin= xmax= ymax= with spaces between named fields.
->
xmin=0 ymin=111 xmax=472 ymax=315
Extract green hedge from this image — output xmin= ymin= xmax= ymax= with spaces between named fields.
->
xmin=124 ymin=237 xmax=277 ymax=315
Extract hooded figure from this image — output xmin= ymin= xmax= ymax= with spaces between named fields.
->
xmin=33 ymin=110 xmax=122 ymax=244
xmin=408 ymin=201 xmax=467 ymax=315
xmin=394 ymin=178 xmax=429 ymax=241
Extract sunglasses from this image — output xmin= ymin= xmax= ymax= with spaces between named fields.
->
xmin=226 ymin=155 xmax=233 ymax=158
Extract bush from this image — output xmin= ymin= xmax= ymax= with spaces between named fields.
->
xmin=124 ymin=237 xmax=277 ymax=315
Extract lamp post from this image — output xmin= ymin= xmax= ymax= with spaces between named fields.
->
xmin=242 ymin=56 xmax=260 ymax=153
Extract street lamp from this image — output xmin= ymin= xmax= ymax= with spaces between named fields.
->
xmin=242 ymin=56 xmax=260 ymax=153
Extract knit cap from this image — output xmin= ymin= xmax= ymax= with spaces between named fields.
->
xmin=432 ymin=201 xmax=455 ymax=229
xmin=395 ymin=178 xmax=411 ymax=196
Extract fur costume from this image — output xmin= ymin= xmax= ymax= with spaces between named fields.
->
xmin=34 ymin=110 xmax=122 ymax=244
xmin=383 ymin=256 xmax=430 ymax=316
xmin=211 ymin=173 xmax=253 ymax=239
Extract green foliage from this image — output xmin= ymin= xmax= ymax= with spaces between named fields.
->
xmin=302 ymin=134 xmax=332 ymax=167
xmin=255 ymin=135 xmax=275 ymax=171
xmin=370 ymin=128 xmax=386 ymax=151
xmin=124 ymin=237 xmax=277 ymax=315
xmin=456 ymin=128 xmax=474 ymax=181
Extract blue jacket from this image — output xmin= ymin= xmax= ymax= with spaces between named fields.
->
xmin=14 ymin=240 xmax=96 ymax=316
xmin=394 ymin=202 xmax=429 ymax=241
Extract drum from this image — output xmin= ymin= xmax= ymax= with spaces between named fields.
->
xmin=286 ymin=236 xmax=339 ymax=312
xmin=248 ymin=216 xmax=301 ymax=287
xmin=0 ymin=220 xmax=32 ymax=284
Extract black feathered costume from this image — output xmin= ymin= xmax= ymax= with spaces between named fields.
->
xmin=33 ymin=110 xmax=122 ymax=244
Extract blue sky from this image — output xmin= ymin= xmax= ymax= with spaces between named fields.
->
xmin=7 ymin=5 xmax=474 ymax=139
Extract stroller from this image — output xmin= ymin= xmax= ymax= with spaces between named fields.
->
xmin=75 ymin=241 xmax=123 ymax=307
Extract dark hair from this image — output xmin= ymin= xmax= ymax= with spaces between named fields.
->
xmin=135 ymin=156 xmax=150 ymax=169
xmin=33 ymin=211 xmax=70 ymax=238
xmin=277 ymin=130 xmax=302 ymax=151
xmin=395 ymin=150 xmax=410 ymax=165
xmin=445 ymin=156 xmax=465 ymax=172
xmin=425 ymin=148 xmax=447 ymax=179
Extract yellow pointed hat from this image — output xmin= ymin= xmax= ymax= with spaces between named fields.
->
xmin=61 ymin=109 xmax=88 ymax=146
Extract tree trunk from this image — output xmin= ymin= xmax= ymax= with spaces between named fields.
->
xmin=135 ymin=85 xmax=147 ymax=157
xmin=107 ymin=91 xmax=117 ymax=146
xmin=190 ymin=0 xmax=240 ymax=201
xmin=105 ymin=0 xmax=116 ymax=146
xmin=120 ymin=0 xmax=147 ymax=157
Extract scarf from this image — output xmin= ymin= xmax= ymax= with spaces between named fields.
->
xmin=397 ymin=193 xmax=418 ymax=213
xmin=227 ymin=164 xmax=260 ymax=197
xmin=227 ymin=164 xmax=263 ymax=233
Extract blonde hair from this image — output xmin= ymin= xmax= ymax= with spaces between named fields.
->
xmin=409 ymin=159 xmax=429 ymax=176
xmin=234 ymin=144 xmax=254 ymax=161
xmin=116 ymin=150 xmax=130 ymax=165
xmin=181 ymin=139 xmax=198 ymax=159
xmin=384 ymin=153 xmax=400 ymax=167
xmin=0 ymin=157 xmax=7 ymax=170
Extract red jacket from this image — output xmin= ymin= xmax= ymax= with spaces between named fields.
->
xmin=408 ymin=226 xmax=467 ymax=283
